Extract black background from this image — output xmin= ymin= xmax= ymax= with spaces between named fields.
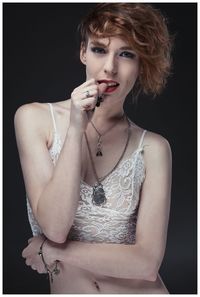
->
xmin=3 ymin=3 xmax=197 ymax=294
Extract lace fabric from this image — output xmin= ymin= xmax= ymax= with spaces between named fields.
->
xmin=27 ymin=132 xmax=145 ymax=243
xmin=26 ymin=104 xmax=146 ymax=244
xmin=68 ymin=148 xmax=145 ymax=244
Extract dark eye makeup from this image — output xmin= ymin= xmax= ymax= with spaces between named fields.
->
xmin=90 ymin=46 xmax=136 ymax=59
xmin=91 ymin=47 xmax=106 ymax=54
xmin=120 ymin=51 xmax=136 ymax=59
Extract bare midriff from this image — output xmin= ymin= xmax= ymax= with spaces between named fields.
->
xmin=50 ymin=262 xmax=169 ymax=294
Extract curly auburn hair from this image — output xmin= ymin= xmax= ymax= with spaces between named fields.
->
xmin=78 ymin=3 xmax=173 ymax=97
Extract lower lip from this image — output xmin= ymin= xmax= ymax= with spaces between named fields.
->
xmin=104 ymin=86 xmax=119 ymax=93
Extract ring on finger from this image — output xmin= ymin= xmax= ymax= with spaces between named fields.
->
xmin=85 ymin=90 xmax=90 ymax=98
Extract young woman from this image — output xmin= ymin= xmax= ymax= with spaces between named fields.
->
xmin=14 ymin=3 xmax=173 ymax=294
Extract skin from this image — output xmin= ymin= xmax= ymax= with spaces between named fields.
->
xmin=15 ymin=36 xmax=172 ymax=293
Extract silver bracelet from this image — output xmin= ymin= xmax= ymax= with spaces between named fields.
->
xmin=38 ymin=237 xmax=60 ymax=283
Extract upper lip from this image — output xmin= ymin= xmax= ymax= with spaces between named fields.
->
xmin=97 ymin=79 xmax=120 ymax=86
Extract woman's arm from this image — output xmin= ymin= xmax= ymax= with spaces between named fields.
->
xmin=51 ymin=134 xmax=172 ymax=280
xmin=23 ymin=133 xmax=172 ymax=281
xmin=14 ymin=102 xmax=83 ymax=243
xmin=14 ymin=79 xmax=102 ymax=243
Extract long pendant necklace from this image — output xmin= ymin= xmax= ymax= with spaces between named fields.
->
xmin=84 ymin=118 xmax=131 ymax=206
xmin=90 ymin=115 xmax=124 ymax=157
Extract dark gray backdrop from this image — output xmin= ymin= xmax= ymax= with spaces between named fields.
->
xmin=3 ymin=3 xmax=197 ymax=294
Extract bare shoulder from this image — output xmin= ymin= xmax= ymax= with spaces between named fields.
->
xmin=14 ymin=100 xmax=71 ymax=146
xmin=128 ymin=119 xmax=171 ymax=162
xmin=14 ymin=102 xmax=49 ymax=126
xmin=14 ymin=102 xmax=54 ymax=146
xmin=144 ymin=131 xmax=171 ymax=154
xmin=14 ymin=100 xmax=71 ymax=128
xmin=143 ymin=131 xmax=172 ymax=167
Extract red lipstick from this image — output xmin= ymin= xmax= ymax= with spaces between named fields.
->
xmin=97 ymin=79 xmax=120 ymax=93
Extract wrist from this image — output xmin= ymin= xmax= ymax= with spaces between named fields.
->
xmin=67 ymin=125 xmax=84 ymax=139
xmin=39 ymin=238 xmax=61 ymax=283
xmin=57 ymin=240 xmax=83 ymax=266
xmin=44 ymin=239 xmax=62 ymax=265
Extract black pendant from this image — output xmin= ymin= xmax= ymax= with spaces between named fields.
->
xmin=96 ymin=150 xmax=103 ymax=157
xmin=92 ymin=184 xmax=106 ymax=206
xmin=96 ymin=96 xmax=103 ymax=107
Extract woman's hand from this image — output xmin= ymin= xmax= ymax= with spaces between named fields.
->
xmin=22 ymin=236 xmax=52 ymax=274
xmin=70 ymin=78 xmax=107 ymax=133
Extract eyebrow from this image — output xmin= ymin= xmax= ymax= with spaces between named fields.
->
xmin=90 ymin=40 xmax=135 ymax=52
xmin=120 ymin=46 xmax=135 ymax=51
xmin=90 ymin=41 xmax=109 ymax=47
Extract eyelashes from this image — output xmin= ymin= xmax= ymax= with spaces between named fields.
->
xmin=120 ymin=51 xmax=136 ymax=59
xmin=91 ymin=47 xmax=106 ymax=54
xmin=90 ymin=47 xmax=136 ymax=59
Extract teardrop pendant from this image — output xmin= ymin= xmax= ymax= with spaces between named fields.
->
xmin=96 ymin=150 xmax=103 ymax=157
xmin=92 ymin=183 xmax=107 ymax=206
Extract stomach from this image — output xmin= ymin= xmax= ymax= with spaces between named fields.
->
xmin=50 ymin=263 xmax=169 ymax=294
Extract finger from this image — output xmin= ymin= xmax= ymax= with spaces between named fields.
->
xmin=38 ymin=267 xmax=47 ymax=274
xmin=72 ymin=88 xmax=98 ymax=101
xmin=98 ymin=83 xmax=108 ymax=96
xmin=25 ymin=258 xmax=31 ymax=266
xmin=31 ymin=265 xmax=37 ymax=270
xmin=81 ymin=85 xmax=98 ymax=95
xmin=71 ymin=90 xmax=98 ymax=103
xmin=81 ymin=88 xmax=98 ymax=100
xmin=22 ymin=247 xmax=28 ymax=258
xmin=28 ymin=237 xmax=34 ymax=244
xmin=73 ymin=78 xmax=96 ymax=92
xmin=38 ymin=270 xmax=46 ymax=274
xmin=80 ymin=97 xmax=97 ymax=111
xmin=74 ymin=84 xmax=98 ymax=95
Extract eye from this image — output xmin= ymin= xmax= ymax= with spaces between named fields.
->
xmin=120 ymin=51 xmax=136 ymax=59
xmin=91 ymin=47 xmax=106 ymax=54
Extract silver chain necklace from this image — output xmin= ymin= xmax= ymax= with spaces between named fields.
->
xmin=90 ymin=114 xmax=124 ymax=157
xmin=84 ymin=117 xmax=131 ymax=206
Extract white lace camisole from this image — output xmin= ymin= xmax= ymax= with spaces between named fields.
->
xmin=26 ymin=103 xmax=147 ymax=244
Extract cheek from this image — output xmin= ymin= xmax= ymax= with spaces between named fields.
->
xmin=125 ymin=69 xmax=139 ymax=90
xmin=121 ymin=62 xmax=139 ymax=83
xmin=125 ymin=78 xmax=137 ymax=94
xmin=85 ymin=57 xmax=100 ymax=78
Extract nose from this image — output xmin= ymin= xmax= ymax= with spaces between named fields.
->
xmin=103 ymin=54 xmax=117 ymax=76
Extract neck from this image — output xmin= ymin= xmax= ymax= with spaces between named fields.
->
xmin=91 ymin=99 xmax=125 ymax=125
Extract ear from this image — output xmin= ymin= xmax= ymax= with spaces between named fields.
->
xmin=80 ymin=42 xmax=86 ymax=65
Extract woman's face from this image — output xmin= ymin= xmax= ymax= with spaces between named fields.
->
xmin=80 ymin=36 xmax=140 ymax=103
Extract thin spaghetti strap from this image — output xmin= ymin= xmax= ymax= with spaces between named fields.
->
xmin=138 ymin=130 xmax=147 ymax=150
xmin=47 ymin=103 xmax=57 ymax=133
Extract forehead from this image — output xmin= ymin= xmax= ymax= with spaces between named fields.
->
xmin=88 ymin=36 xmax=133 ymax=50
